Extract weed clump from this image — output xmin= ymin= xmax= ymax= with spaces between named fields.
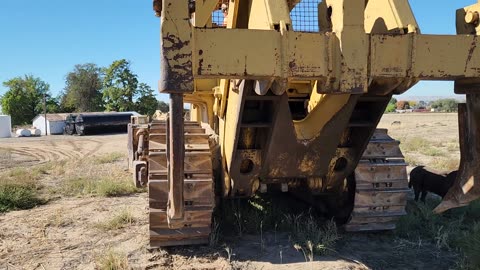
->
xmin=95 ymin=249 xmax=129 ymax=270
xmin=96 ymin=208 xmax=136 ymax=231
xmin=287 ymin=214 xmax=339 ymax=255
xmin=0 ymin=167 xmax=44 ymax=212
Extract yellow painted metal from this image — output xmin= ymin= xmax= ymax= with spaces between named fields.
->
xmin=371 ymin=34 xmax=480 ymax=80
xmin=248 ymin=0 xmax=292 ymax=30
xmin=223 ymin=85 xmax=243 ymax=173
xmin=159 ymin=0 xmax=193 ymax=93
xmin=294 ymin=83 xmax=350 ymax=141
xmin=457 ymin=2 xmax=480 ymax=34
xmin=193 ymin=0 xmax=219 ymax=27
xmin=184 ymin=93 xmax=216 ymax=128
xmin=193 ymin=29 xmax=330 ymax=79
xmin=325 ymin=0 xmax=368 ymax=93
xmin=364 ymin=0 xmax=419 ymax=33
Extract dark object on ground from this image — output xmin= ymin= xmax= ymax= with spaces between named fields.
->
xmin=76 ymin=113 xmax=134 ymax=136
xmin=409 ymin=166 xmax=458 ymax=202
xmin=64 ymin=114 xmax=76 ymax=135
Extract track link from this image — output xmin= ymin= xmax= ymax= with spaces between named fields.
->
xmin=345 ymin=129 xmax=409 ymax=231
xmin=147 ymin=120 xmax=215 ymax=247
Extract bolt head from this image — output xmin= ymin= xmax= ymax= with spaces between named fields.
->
xmin=465 ymin=11 xmax=479 ymax=24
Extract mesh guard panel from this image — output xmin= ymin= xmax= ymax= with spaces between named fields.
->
xmin=290 ymin=0 xmax=321 ymax=32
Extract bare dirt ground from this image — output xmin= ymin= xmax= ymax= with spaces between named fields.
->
xmin=0 ymin=114 xmax=466 ymax=269
xmin=0 ymin=134 xmax=126 ymax=170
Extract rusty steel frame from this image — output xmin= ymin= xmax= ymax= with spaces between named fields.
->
xmin=151 ymin=0 xmax=480 ymax=237
xmin=435 ymin=94 xmax=480 ymax=213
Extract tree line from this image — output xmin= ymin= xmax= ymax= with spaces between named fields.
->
xmin=385 ymin=98 xmax=459 ymax=113
xmin=0 ymin=59 xmax=168 ymax=125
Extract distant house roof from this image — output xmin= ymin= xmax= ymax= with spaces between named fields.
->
xmin=32 ymin=113 xmax=70 ymax=122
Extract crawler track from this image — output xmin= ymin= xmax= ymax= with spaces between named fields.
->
xmin=147 ymin=121 xmax=215 ymax=247
xmin=345 ymin=129 xmax=409 ymax=231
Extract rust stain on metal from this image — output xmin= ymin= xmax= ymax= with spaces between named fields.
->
xmin=465 ymin=35 xmax=478 ymax=73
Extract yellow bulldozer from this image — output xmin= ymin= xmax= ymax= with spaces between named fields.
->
xmin=128 ymin=0 xmax=480 ymax=247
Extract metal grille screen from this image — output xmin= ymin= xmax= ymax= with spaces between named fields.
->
xmin=212 ymin=10 xmax=224 ymax=27
xmin=210 ymin=0 xmax=321 ymax=31
xmin=290 ymin=0 xmax=321 ymax=32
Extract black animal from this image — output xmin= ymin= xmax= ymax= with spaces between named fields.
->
xmin=409 ymin=166 xmax=458 ymax=202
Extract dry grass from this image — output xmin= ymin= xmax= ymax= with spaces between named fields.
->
xmin=44 ymin=208 xmax=74 ymax=228
xmin=59 ymin=176 xmax=139 ymax=197
xmin=96 ymin=208 xmax=136 ymax=231
xmin=0 ymin=153 xmax=143 ymax=213
xmin=0 ymin=166 xmax=46 ymax=212
xmin=94 ymin=152 xmax=125 ymax=164
xmin=95 ymin=249 xmax=129 ymax=270
xmin=0 ymin=147 xmax=12 ymax=163
xmin=48 ymin=154 xmax=143 ymax=197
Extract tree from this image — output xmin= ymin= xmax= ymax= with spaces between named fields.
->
xmin=418 ymin=100 xmax=427 ymax=109
xmin=1 ymin=75 xmax=57 ymax=125
xmin=157 ymin=101 xmax=169 ymax=113
xmin=385 ymin=103 xmax=396 ymax=113
xmin=61 ymin=63 xmax=104 ymax=112
xmin=409 ymin=100 xmax=418 ymax=109
xmin=396 ymin=100 xmax=410 ymax=110
xmin=389 ymin=98 xmax=397 ymax=105
xmin=431 ymin=99 xmax=458 ymax=112
xmin=103 ymin=59 xmax=138 ymax=112
xmin=135 ymin=83 xmax=158 ymax=116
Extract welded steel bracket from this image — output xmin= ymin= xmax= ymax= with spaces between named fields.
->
xmin=435 ymin=94 xmax=480 ymax=213
xmin=133 ymin=161 xmax=148 ymax=188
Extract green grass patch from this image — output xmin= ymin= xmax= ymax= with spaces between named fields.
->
xmin=96 ymin=208 xmax=136 ymax=231
xmin=59 ymin=176 xmax=141 ymax=197
xmin=396 ymin=199 xmax=480 ymax=269
xmin=94 ymin=153 xmax=125 ymax=164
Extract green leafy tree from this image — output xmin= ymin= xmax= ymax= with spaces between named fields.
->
xmin=431 ymin=98 xmax=458 ymax=112
xmin=135 ymin=83 xmax=158 ymax=116
xmin=385 ymin=103 xmax=396 ymax=113
xmin=61 ymin=63 xmax=104 ymax=112
xmin=389 ymin=98 xmax=397 ymax=105
xmin=1 ymin=75 xmax=56 ymax=125
xmin=103 ymin=59 xmax=138 ymax=112
xmin=157 ymin=101 xmax=169 ymax=113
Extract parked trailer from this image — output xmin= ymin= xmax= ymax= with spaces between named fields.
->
xmin=75 ymin=113 xmax=134 ymax=136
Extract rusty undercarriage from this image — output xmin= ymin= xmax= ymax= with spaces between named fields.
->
xmin=128 ymin=0 xmax=480 ymax=247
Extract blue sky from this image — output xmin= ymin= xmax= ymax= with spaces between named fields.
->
xmin=0 ymin=0 xmax=476 ymax=100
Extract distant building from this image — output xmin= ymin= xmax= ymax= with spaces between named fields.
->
xmin=32 ymin=112 xmax=140 ymax=135
xmin=32 ymin=114 xmax=70 ymax=135
xmin=0 ymin=115 xmax=12 ymax=138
